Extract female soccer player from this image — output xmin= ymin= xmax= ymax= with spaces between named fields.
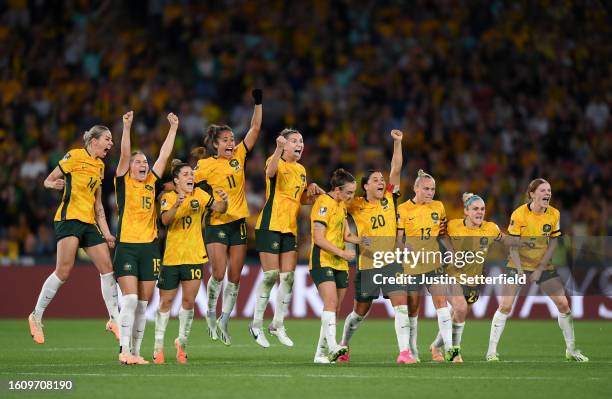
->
xmin=430 ymin=192 xmax=502 ymax=363
xmin=194 ymin=89 xmax=262 ymax=346
xmin=486 ymin=179 xmax=589 ymax=362
xmin=396 ymin=169 xmax=455 ymax=361
xmin=249 ymin=129 xmax=324 ymax=348
xmin=113 ymin=111 xmax=178 ymax=365
xmin=28 ymin=125 xmax=119 ymax=344
xmin=311 ymin=168 xmax=362 ymax=363
xmin=337 ymin=129 xmax=417 ymax=364
xmin=153 ymin=160 xmax=228 ymax=364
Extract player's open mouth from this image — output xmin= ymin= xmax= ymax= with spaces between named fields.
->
xmin=186 ymin=181 xmax=194 ymax=189
xmin=224 ymin=148 xmax=233 ymax=156
xmin=542 ymin=196 xmax=550 ymax=202
xmin=139 ymin=167 xmax=147 ymax=177
xmin=294 ymin=148 xmax=302 ymax=156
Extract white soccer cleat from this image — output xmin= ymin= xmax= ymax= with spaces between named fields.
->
xmin=314 ymin=355 xmax=331 ymax=364
xmin=205 ymin=315 xmax=218 ymax=341
xmin=566 ymin=349 xmax=589 ymax=362
xmin=268 ymin=325 xmax=294 ymax=347
xmin=249 ymin=323 xmax=270 ymax=348
xmin=216 ymin=317 xmax=231 ymax=346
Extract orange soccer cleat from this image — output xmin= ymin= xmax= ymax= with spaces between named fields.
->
xmin=28 ymin=313 xmax=45 ymax=344
xmin=132 ymin=356 xmax=150 ymax=365
xmin=430 ymin=344 xmax=444 ymax=362
xmin=153 ymin=349 xmax=165 ymax=364
xmin=119 ymin=352 xmax=138 ymax=365
xmin=105 ymin=319 xmax=120 ymax=341
xmin=175 ymin=338 xmax=188 ymax=364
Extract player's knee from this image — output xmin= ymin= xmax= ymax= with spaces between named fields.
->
xmin=55 ymin=268 xmax=71 ymax=281
xmin=159 ymin=298 xmax=172 ymax=312
xmin=212 ymin=269 xmax=225 ymax=281
xmin=455 ymin=302 xmax=468 ymax=318
xmin=498 ymin=303 xmax=512 ymax=314
xmin=182 ymin=298 xmax=195 ymax=310
xmin=555 ymin=298 xmax=570 ymax=314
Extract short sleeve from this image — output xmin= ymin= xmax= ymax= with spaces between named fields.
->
xmin=236 ymin=141 xmax=248 ymax=163
xmin=160 ymin=193 xmax=173 ymax=213
xmin=58 ymin=151 xmax=77 ymax=174
xmin=551 ymin=212 xmax=562 ymax=237
xmin=197 ymin=188 xmax=215 ymax=209
xmin=492 ymin=223 xmax=502 ymax=241
xmin=194 ymin=160 xmax=207 ymax=183
xmin=508 ymin=210 xmax=522 ymax=236
xmin=311 ymin=199 xmax=330 ymax=227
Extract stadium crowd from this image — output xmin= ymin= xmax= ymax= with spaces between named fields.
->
xmin=0 ymin=0 xmax=609 ymax=262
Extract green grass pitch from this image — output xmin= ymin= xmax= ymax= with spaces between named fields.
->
xmin=1 ymin=319 xmax=610 ymax=399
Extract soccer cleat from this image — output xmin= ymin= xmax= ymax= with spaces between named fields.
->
xmin=132 ymin=356 xmax=150 ymax=365
xmin=566 ymin=349 xmax=589 ymax=362
xmin=105 ymin=319 xmax=120 ymax=341
xmin=174 ymin=338 xmax=187 ymax=364
xmin=216 ymin=317 xmax=231 ymax=346
xmin=314 ymin=355 xmax=331 ymax=364
xmin=396 ymin=350 xmax=417 ymax=364
xmin=119 ymin=352 xmax=138 ymax=365
xmin=153 ymin=349 xmax=165 ymax=364
xmin=28 ymin=313 xmax=44 ymax=344
xmin=452 ymin=346 xmax=463 ymax=363
xmin=444 ymin=347 xmax=459 ymax=362
xmin=268 ymin=325 xmax=294 ymax=347
xmin=249 ymin=323 xmax=270 ymax=348
xmin=328 ymin=345 xmax=349 ymax=363
xmin=206 ymin=314 xmax=218 ymax=341
xmin=336 ymin=348 xmax=350 ymax=364
xmin=430 ymin=344 xmax=444 ymax=362
xmin=486 ymin=353 xmax=500 ymax=362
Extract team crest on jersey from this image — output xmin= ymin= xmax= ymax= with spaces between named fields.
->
xmin=543 ymin=224 xmax=551 ymax=232
xmin=145 ymin=184 xmax=154 ymax=191
xmin=480 ymin=237 xmax=489 ymax=248
xmin=381 ymin=198 xmax=389 ymax=210
xmin=300 ymin=174 xmax=306 ymax=183
xmin=190 ymin=200 xmax=200 ymax=210
xmin=431 ymin=212 xmax=439 ymax=224
xmin=272 ymin=242 xmax=280 ymax=249
xmin=123 ymin=263 xmax=133 ymax=272
xmin=319 ymin=207 xmax=327 ymax=216
xmin=229 ymin=159 xmax=240 ymax=171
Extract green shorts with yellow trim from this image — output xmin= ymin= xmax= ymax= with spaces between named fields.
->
xmin=157 ymin=264 xmax=204 ymax=290
xmin=113 ymin=239 xmax=161 ymax=281
xmin=255 ymin=229 xmax=297 ymax=254
xmin=310 ymin=264 xmax=349 ymax=289
xmin=505 ymin=265 xmax=558 ymax=284
xmin=354 ymin=263 xmax=406 ymax=303
xmin=461 ymin=285 xmax=481 ymax=304
xmin=54 ymin=220 xmax=105 ymax=248
xmin=205 ymin=218 xmax=247 ymax=246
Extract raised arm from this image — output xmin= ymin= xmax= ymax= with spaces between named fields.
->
xmin=116 ymin=111 xmax=133 ymax=177
xmin=44 ymin=167 xmax=65 ymax=190
xmin=94 ymin=187 xmax=115 ymax=248
xmin=265 ymin=135 xmax=286 ymax=177
xmin=161 ymin=193 xmax=185 ymax=226
xmin=242 ymin=89 xmax=262 ymax=151
xmin=389 ymin=129 xmax=403 ymax=187
xmin=313 ymin=222 xmax=355 ymax=262
xmin=152 ymin=113 xmax=179 ymax=178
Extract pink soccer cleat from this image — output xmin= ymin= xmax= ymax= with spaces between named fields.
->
xmin=397 ymin=350 xmax=417 ymax=364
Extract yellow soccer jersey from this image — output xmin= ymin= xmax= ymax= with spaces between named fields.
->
xmin=194 ymin=141 xmax=249 ymax=225
xmin=445 ymin=219 xmax=502 ymax=284
xmin=397 ymin=199 xmax=447 ymax=274
xmin=309 ymin=194 xmax=349 ymax=271
xmin=347 ymin=187 xmax=400 ymax=270
xmin=160 ymin=188 xmax=214 ymax=266
xmin=507 ymin=203 xmax=562 ymax=271
xmin=256 ymin=157 xmax=307 ymax=236
xmin=54 ymin=148 xmax=105 ymax=224
xmin=115 ymin=171 xmax=159 ymax=243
